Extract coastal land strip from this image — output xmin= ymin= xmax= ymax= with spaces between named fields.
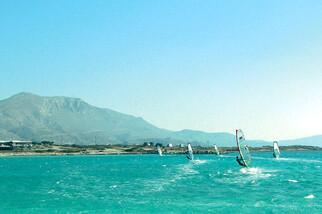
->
xmin=0 ymin=142 xmax=321 ymax=157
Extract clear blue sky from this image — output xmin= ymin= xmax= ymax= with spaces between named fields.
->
xmin=1 ymin=0 xmax=322 ymax=140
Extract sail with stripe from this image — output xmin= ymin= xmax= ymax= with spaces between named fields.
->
xmin=236 ymin=129 xmax=251 ymax=167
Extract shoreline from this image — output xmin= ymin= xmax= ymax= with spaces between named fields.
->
xmin=0 ymin=144 xmax=320 ymax=157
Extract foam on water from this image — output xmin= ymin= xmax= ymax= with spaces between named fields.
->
xmin=240 ymin=167 xmax=273 ymax=179
xmin=251 ymin=156 xmax=322 ymax=164
xmin=216 ymin=166 xmax=277 ymax=185
xmin=277 ymin=157 xmax=322 ymax=163
xmin=181 ymin=163 xmax=199 ymax=175
xmin=142 ymin=162 xmax=200 ymax=192
xmin=192 ymin=159 xmax=207 ymax=164
xmin=304 ymin=194 xmax=315 ymax=199
xmin=219 ymin=155 xmax=237 ymax=158
xmin=288 ymin=179 xmax=299 ymax=183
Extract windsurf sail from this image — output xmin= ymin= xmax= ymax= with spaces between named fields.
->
xmin=157 ymin=145 xmax=163 ymax=156
xmin=273 ymin=141 xmax=280 ymax=158
xmin=186 ymin=143 xmax=194 ymax=160
xmin=236 ymin=129 xmax=251 ymax=167
xmin=214 ymin=145 xmax=220 ymax=155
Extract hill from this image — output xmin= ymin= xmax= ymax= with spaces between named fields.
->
xmin=0 ymin=93 xmax=235 ymax=146
xmin=281 ymin=135 xmax=322 ymax=147
xmin=0 ymin=93 xmax=320 ymax=147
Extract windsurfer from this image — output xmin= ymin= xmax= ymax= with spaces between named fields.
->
xmin=236 ymin=156 xmax=246 ymax=167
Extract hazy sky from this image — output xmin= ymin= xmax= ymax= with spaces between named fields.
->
xmin=1 ymin=0 xmax=322 ymax=140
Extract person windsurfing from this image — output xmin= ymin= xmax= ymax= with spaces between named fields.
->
xmin=236 ymin=133 xmax=246 ymax=166
xmin=186 ymin=143 xmax=194 ymax=160
xmin=273 ymin=141 xmax=280 ymax=159
xmin=236 ymin=156 xmax=246 ymax=167
xmin=186 ymin=153 xmax=192 ymax=160
xmin=235 ymin=129 xmax=251 ymax=167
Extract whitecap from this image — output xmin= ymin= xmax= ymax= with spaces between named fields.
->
xmin=240 ymin=167 xmax=261 ymax=175
xmin=109 ymin=185 xmax=117 ymax=189
xmin=240 ymin=167 xmax=273 ymax=179
xmin=304 ymin=194 xmax=315 ymax=199
xmin=182 ymin=164 xmax=198 ymax=174
xmin=48 ymin=189 xmax=55 ymax=194
xmin=278 ymin=158 xmax=321 ymax=163
xmin=192 ymin=159 xmax=207 ymax=164
xmin=240 ymin=168 xmax=248 ymax=174
xmin=288 ymin=179 xmax=298 ymax=183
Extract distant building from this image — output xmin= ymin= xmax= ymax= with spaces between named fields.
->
xmin=12 ymin=140 xmax=33 ymax=148
xmin=167 ymin=143 xmax=173 ymax=148
xmin=179 ymin=144 xmax=185 ymax=148
xmin=0 ymin=140 xmax=33 ymax=149
xmin=0 ymin=141 xmax=13 ymax=150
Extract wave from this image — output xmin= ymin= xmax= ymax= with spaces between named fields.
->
xmin=214 ymin=166 xmax=277 ymax=185
xmin=304 ymin=194 xmax=315 ymax=199
xmin=277 ymin=158 xmax=321 ymax=163
xmin=192 ymin=159 xmax=207 ymax=164
xmin=251 ymin=156 xmax=322 ymax=163
xmin=219 ymin=155 xmax=238 ymax=158
xmin=288 ymin=179 xmax=299 ymax=183
xmin=240 ymin=167 xmax=273 ymax=178
xmin=142 ymin=162 xmax=199 ymax=193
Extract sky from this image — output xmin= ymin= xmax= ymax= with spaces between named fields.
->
xmin=1 ymin=0 xmax=322 ymax=140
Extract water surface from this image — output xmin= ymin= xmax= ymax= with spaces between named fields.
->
xmin=0 ymin=151 xmax=321 ymax=213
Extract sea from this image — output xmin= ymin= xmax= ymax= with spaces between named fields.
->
xmin=0 ymin=151 xmax=321 ymax=213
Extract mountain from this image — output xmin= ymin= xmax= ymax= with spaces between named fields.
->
xmin=281 ymin=135 xmax=322 ymax=147
xmin=0 ymin=93 xmax=167 ymax=145
xmin=0 ymin=92 xmax=320 ymax=147
xmin=0 ymin=92 xmax=236 ymax=146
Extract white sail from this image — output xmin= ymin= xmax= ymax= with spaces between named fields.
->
xmin=157 ymin=145 xmax=163 ymax=156
xmin=273 ymin=141 xmax=280 ymax=158
xmin=214 ymin=145 xmax=220 ymax=155
xmin=186 ymin=143 xmax=194 ymax=160
xmin=236 ymin=129 xmax=251 ymax=167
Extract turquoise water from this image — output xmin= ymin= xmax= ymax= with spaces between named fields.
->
xmin=0 ymin=152 xmax=321 ymax=213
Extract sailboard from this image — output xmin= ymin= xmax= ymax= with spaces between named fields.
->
xmin=273 ymin=141 xmax=280 ymax=159
xmin=236 ymin=129 xmax=251 ymax=167
xmin=186 ymin=143 xmax=194 ymax=160
xmin=214 ymin=145 xmax=220 ymax=155
xmin=157 ymin=145 xmax=163 ymax=156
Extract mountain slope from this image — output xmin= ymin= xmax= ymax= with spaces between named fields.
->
xmin=0 ymin=93 xmax=237 ymax=146
xmin=0 ymin=93 xmax=171 ymax=144
xmin=281 ymin=135 xmax=322 ymax=147
xmin=0 ymin=93 xmax=320 ymax=147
